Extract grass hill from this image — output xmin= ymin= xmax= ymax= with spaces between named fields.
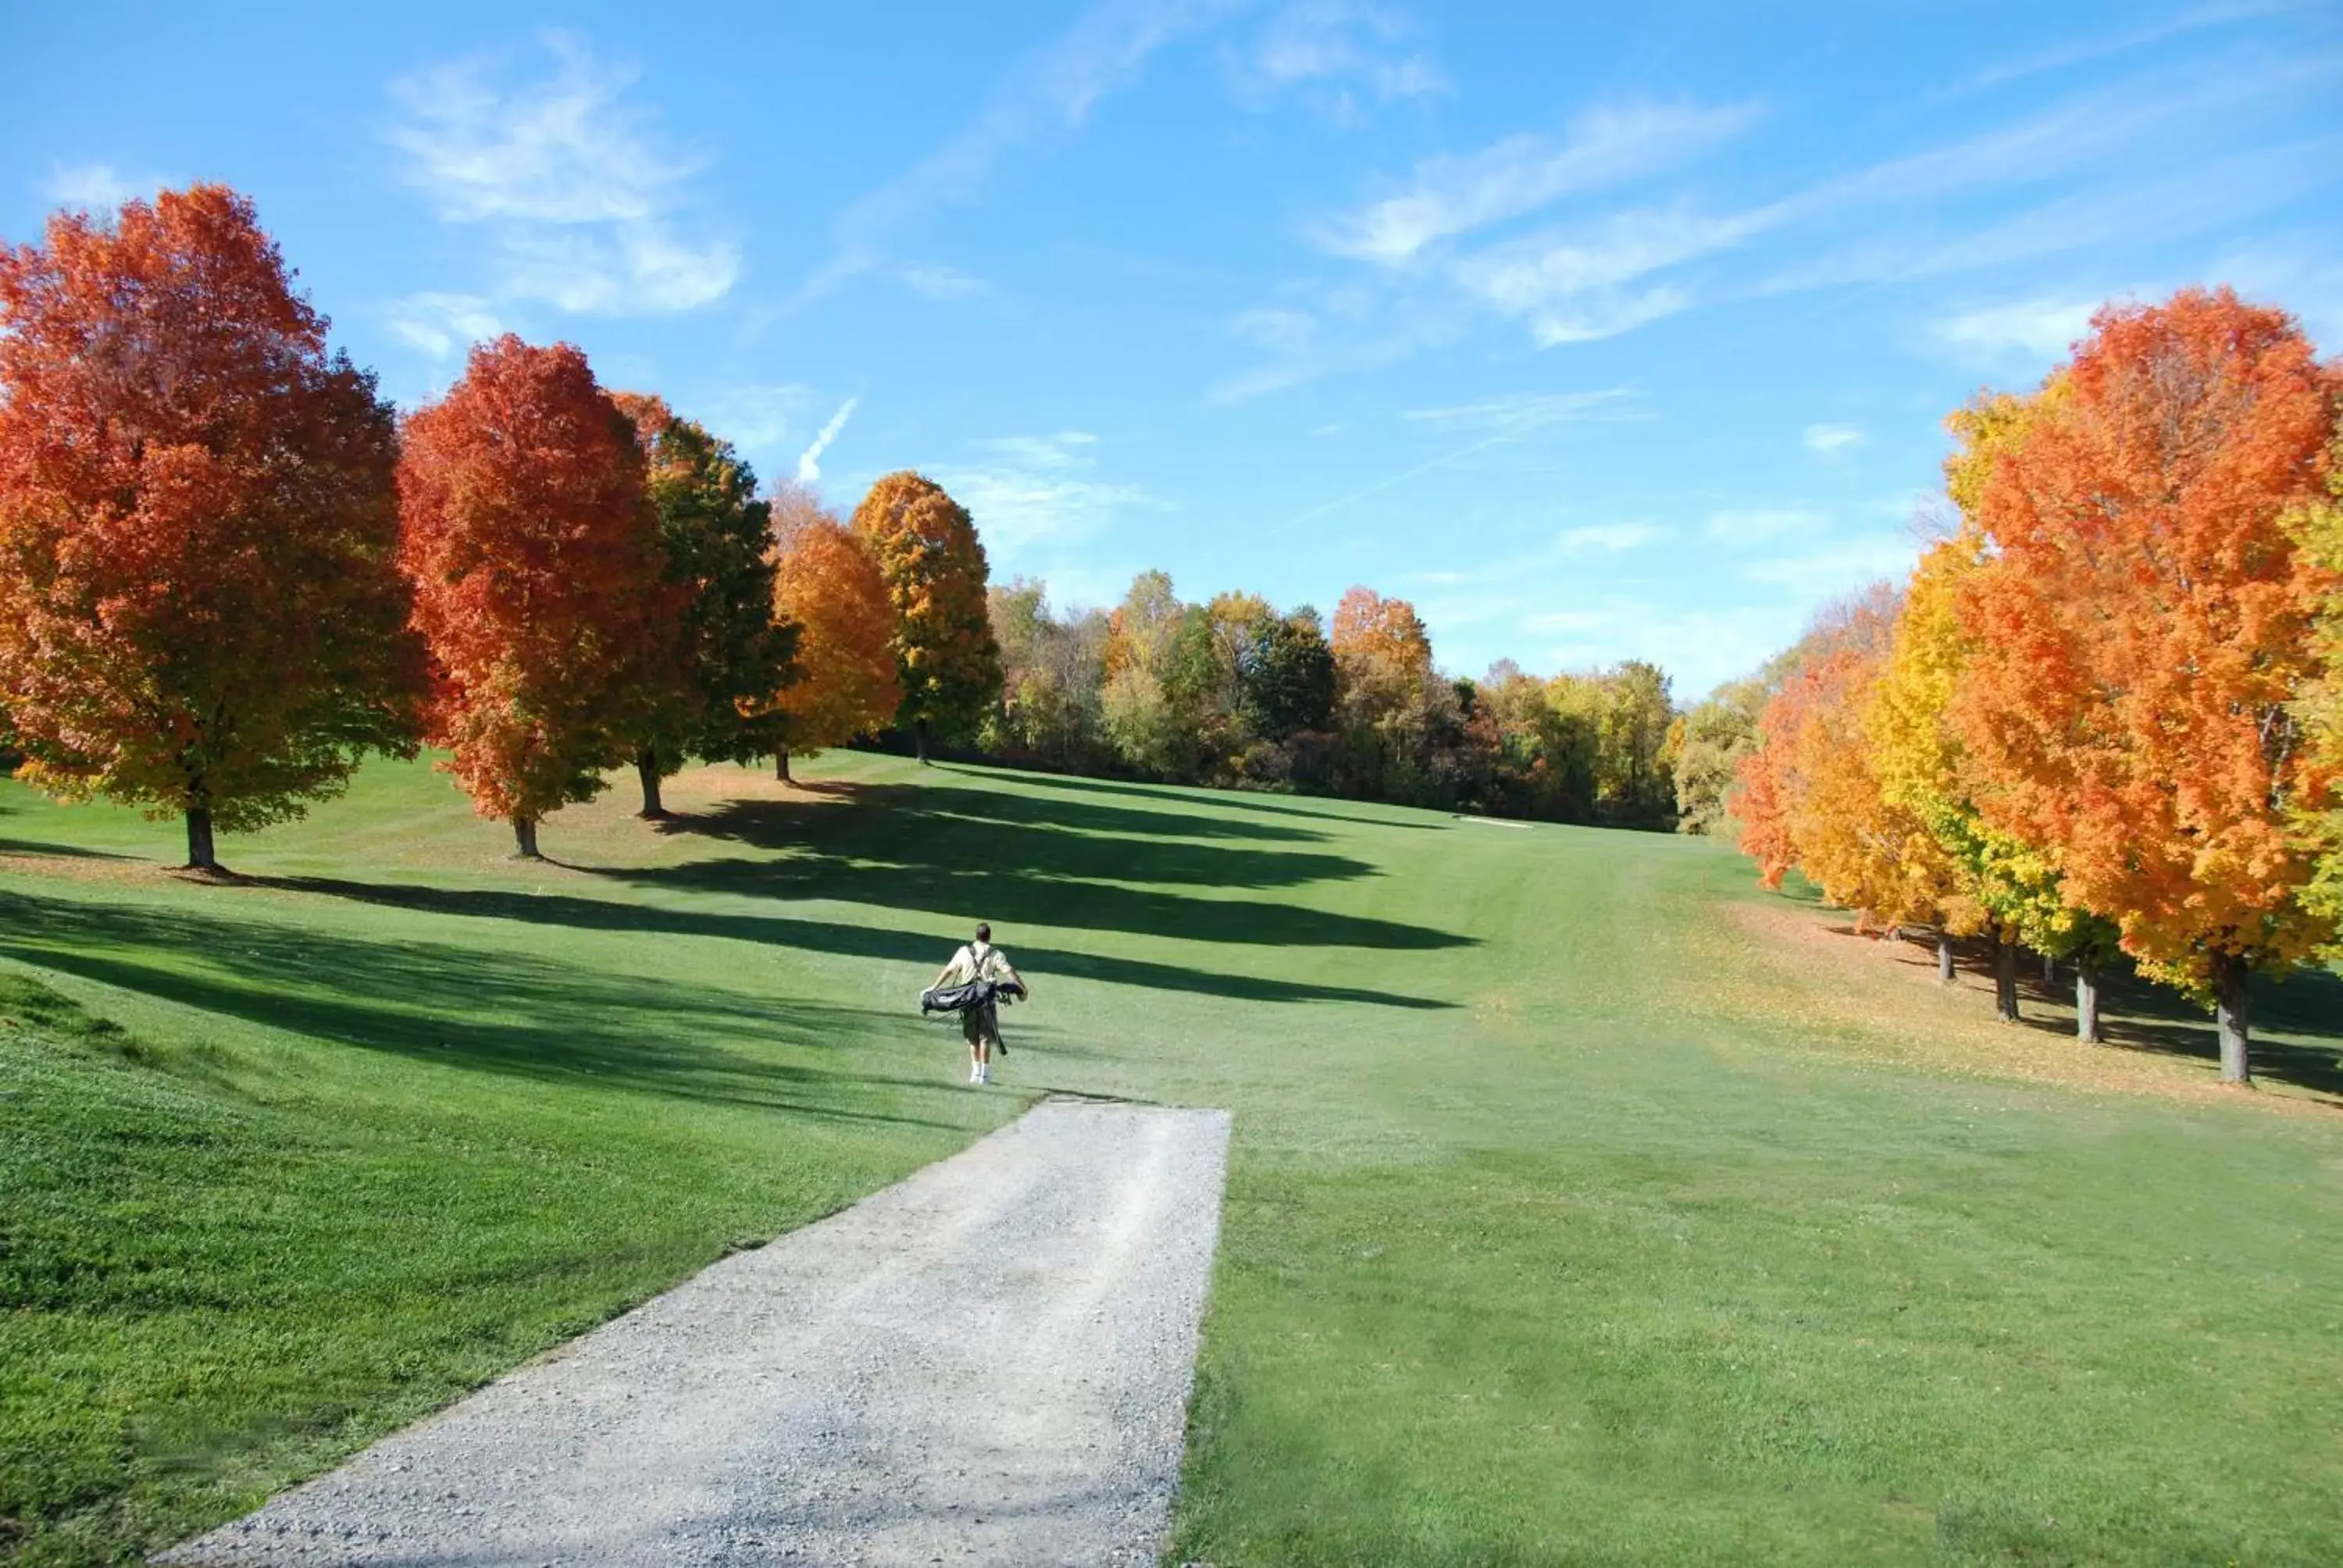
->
xmin=3 ymin=754 xmax=2339 ymax=1565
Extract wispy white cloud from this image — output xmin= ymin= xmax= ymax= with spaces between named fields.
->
xmin=694 ymin=383 xmax=813 ymax=470
xmin=1225 ymin=47 xmax=2337 ymax=387
xmin=1400 ymin=389 xmax=1628 ymax=432
xmin=1556 ymin=522 xmax=1667 ymax=554
xmin=385 ymin=291 xmax=503 ymax=359
xmin=1229 ymin=305 xmax=1320 ymax=356
xmin=2206 ymin=237 xmax=2343 ymax=349
xmin=40 ymin=162 xmax=160 ymax=212
xmin=387 ymin=34 xmax=696 ymax=223
xmin=933 ymin=431 xmax=1162 ymax=555
xmin=898 ymin=262 xmax=990 ymax=300
xmin=1314 ymin=101 xmax=1760 ymax=263
xmin=494 ymin=223 xmax=738 ymax=312
xmin=1703 ymin=507 xmax=1832 ymax=545
xmin=1739 ymin=533 xmax=1919 ymax=594
xmin=1210 ymin=280 xmax=1467 ymax=401
xmin=1930 ymin=2 xmax=2302 ymax=102
xmin=1453 ymin=205 xmax=1779 ymax=344
xmin=386 ymin=33 xmax=740 ymax=316
xmin=1931 ymin=295 xmax=2100 ymax=361
xmin=1225 ymin=0 xmax=1447 ymax=119
xmin=1802 ymin=422 xmax=1864 ymax=457
xmin=785 ymin=0 xmax=1236 ymax=312
xmin=1525 ymin=599 xmax=1803 ymax=697
xmin=796 ymin=395 xmax=860 ymax=485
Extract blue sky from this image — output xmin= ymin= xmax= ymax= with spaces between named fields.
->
xmin=8 ymin=2 xmax=2340 ymax=697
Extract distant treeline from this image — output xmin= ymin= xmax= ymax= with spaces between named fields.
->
xmin=960 ymin=573 xmax=1679 ymax=831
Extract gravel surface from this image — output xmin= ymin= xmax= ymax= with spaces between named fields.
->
xmin=164 ymin=1099 xmax=1232 ymax=1567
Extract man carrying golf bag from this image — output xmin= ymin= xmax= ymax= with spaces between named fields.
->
xmin=922 ymin=922 xmax=1028 ymax=1086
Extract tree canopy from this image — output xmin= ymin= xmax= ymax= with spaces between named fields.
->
xmin=850 ymin=471 xmax=1001 ymax=761
xmin=0 ymin=184 xmax=424 ymax=869
xmin=398 ymin=336 xmax=676 ymax=857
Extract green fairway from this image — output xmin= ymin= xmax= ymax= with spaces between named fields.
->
xmin=3 ymin=754 xmax=2340 ymax=1565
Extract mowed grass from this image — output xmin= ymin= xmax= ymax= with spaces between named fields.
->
xmin=2 ymin=755 xmax=2340 ymax=1565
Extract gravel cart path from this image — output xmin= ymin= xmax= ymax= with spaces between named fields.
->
xmin=165 ymin=1100 xmax=1232 ymax=1568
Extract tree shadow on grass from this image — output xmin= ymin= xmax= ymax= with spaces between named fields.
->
xmin=829 ymin=772 xmax=1338 ymax=845
xmin=618 ymin=781 xmax=1469 ymax=955
xmin=0 ymin=800 xmax=133 ymax=860
xmin=0 ymin=889 xmax=973 ymax=1130
xmin=944 ymin=763 xmax=1450 ymax=832
xmin=0 ymin=836 xmax=133 ymax=860
xmin=1889 ymin=928 xmax=2343 ymax=1099
xmin=2035 ymin=961 xmax=2343 ymax=1099
xmin=239 ymin=876 xmax=1456 ymax=1011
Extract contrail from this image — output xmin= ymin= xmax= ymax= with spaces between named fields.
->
xmin=797 ymin=395 xmax=860 ymax=484
xmin=1272 ymin=430 xmax=1514 ymax=532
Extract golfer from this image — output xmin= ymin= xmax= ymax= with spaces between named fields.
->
xmin=927 ymin=922 xmax=1027 ymax=1086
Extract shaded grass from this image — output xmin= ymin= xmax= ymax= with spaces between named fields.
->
xmin=2 ymin=757 xmax=2341 ymax=1564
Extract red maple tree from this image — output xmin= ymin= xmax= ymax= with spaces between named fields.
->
xmin=0 ymin=184 xmax=423 ymax=869
xmin=398 ymin=337 xmax=676 ymax=857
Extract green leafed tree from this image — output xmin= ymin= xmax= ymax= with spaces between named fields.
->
xmin=612 ymin=394 xmax=797 ymax=816
xmin=1237 ymin=607 xmax=1336 ymax=741
xmin=1671 ymin=676 xmax=1767 ymax=835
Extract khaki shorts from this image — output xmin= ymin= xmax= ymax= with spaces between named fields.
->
xmin=960 ymin=1001 xmax=1001 ymax=1049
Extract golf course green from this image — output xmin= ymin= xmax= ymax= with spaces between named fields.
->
xmin=3 ymin=752 xmax=2340 ymax=1565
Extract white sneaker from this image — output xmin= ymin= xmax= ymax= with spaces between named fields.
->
xmin=979 ymin=1065 xmax=993 ymax=1085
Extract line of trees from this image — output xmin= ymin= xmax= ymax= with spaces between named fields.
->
xmin=0 ymin=182 xmax=1684 ymax=871
xmin=1682 ymin=290 xmax=2342 ymax=1082
xmin=975 ymin=573 xmax=1678 ymax=825
xmin=26 ymin=188 xmax=2329 ymax=1085
xmin=0 ymin=185 xmax=994 ymax=865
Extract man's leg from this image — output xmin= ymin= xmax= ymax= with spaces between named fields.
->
xmin=976 ymin=1003 xmax=999 ymax=1083
xmin=962 ymin=1009 xmax=983 ymax=1082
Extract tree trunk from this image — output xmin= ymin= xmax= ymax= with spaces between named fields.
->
xmin=776 ymin=747 xmax=792 ymax=782
xmin=637 ymin=749 xmax=666 ymax=818
xmin=1995 ymin=939 xmax=2020 ymax=1024
xmin=2041 ymin=950 xmax=2056 ymax=987
xmin=2075 ymin=960 xmax=2102 ymax=1044
xmin=184 ymin=805 xmax=217 ymax=871
xmin=1936 ymin=932 xmax=1956 ymax=985
xmin=513 ymin=817 xmax=540 ymax=859
xmin=2214 ymin=953 xmax=2252 ymax=1085
xmin=914 ymin=717 xmax=931 ymax=765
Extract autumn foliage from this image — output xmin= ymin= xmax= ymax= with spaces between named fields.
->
xmin=1950 ymin=291 xmax=2338 ymax=1050
xmin=609 ymin=392 xmax=793 ymax=814
xmin=9 ymin=184 xmax=2336 ymax=1091
xmin=851 ymin=471 xmax=1001 ymax=761
xmin=1742 ymin=288 xmax=2342 ymax=1078
xmin=0 ymin=184 xmax=424 ymax=868
xmin=398 ymin=336 xmax=676 ymax=855
xmin=769 ymin=494 xmax=900 ymax=775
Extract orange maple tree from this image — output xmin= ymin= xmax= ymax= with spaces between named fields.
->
xmin=768 ymin=497 xmax=900 ymax=779
xmin=1949 ymin=287 xmax=2341 ymax=1078
xmin=1734 ymin=592 xmax=1902 ymax=900
xmin=0 ymin=184 xmax=424 ymax=870
xmin=1329 ymin=586 xmax=1433 ymax=704
xmin=850 ymin=472 xmax=1000 ymax=762
xmin=1327 ymin=585 xmax=1439 ymax=799
xmin=398 ymin=336 xmax=676 ymax=857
